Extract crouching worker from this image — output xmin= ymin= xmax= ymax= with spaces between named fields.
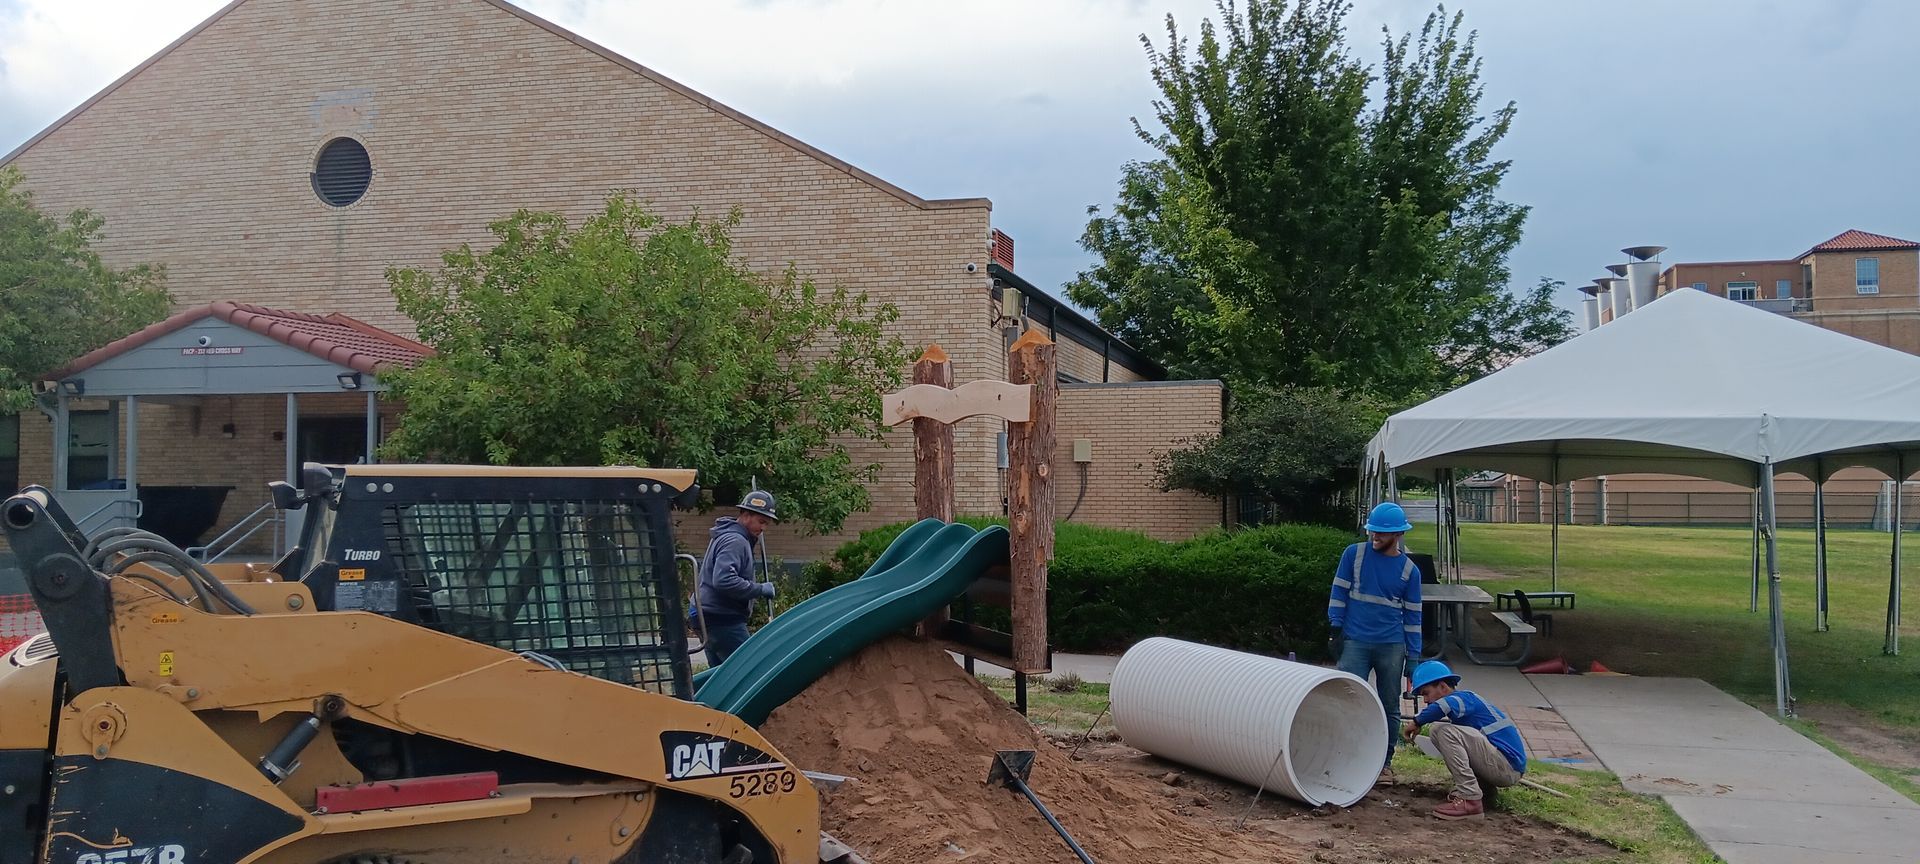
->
xmin=1403 ymin=660 xmax=1527 ymax=820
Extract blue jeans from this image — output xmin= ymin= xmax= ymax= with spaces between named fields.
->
xmin=701 ymin=618 xmax=751 ymax=669
xmin=1338 ymin=639 xmax=1407 ymax=765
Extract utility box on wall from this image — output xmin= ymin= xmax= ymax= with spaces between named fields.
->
xmin=1072 ymin=438 xmax=1093 ymax=463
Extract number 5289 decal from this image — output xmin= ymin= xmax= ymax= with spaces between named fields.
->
xmin=729 ymin=770 xmax=797 ymax=799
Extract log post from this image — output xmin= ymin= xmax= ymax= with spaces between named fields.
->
xmin=912 ymin=345 xmax=956 ymax=523
xmin=913 ymin=345 xmax=956 ymax=639
xmin=1007 ymin=329 xmax=1056 ymax=675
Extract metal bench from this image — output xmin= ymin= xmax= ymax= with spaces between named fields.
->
xmin=1464 ymin=610 xmax=1537 ymax=667
xmin=1496 ymin=590 xmax=1575 ymax=610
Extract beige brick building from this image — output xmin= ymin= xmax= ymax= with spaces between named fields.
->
xmin=0 ymin=0 xmax=1224 ymax=561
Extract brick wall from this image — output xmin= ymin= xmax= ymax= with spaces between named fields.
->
xmin=1806 ymin=250 xmax=1920 ymax=313
xmin=1051 ymin=381 xmax=1225 ymax=540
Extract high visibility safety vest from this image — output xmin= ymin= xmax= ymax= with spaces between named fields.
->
xmin=1328 ymin=542 xmax=1423 ymax=652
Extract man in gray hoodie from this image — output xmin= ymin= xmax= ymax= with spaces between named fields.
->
xmin=693 ymin=489 xmax=780 ymax=667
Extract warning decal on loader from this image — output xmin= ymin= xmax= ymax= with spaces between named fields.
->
xmin=660 ymin=731 xmax=786 ymax=782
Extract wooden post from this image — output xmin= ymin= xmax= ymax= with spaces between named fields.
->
xmin=913 ymin=345 xmax=955 ymax=639
xmin=1007 ymin=329 xmax=1056 ymax=675
xmin=912 ymin=345 xmax=956 ymax=522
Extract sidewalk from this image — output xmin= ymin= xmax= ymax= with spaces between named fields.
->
xmin=1531 ymin=675 xmax=1920 ymax=864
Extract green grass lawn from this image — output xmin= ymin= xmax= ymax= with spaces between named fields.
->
xmin=1458 ymin=522 xmax=1920 ymax=729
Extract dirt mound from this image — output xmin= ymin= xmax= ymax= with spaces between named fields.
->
xmin=761 ymin=636 xmax=1302 ymax=863
xmin=761 ymin=636 xmax=1618 ymax=864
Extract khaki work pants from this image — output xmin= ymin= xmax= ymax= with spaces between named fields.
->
xmin=1430 ymin=722 xmax=1522 ymax=801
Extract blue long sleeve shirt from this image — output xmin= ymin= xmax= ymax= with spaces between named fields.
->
xmin=1328 ymin=542 xmax=1422 ymax=655
xmin=1414 ymin=689 xmax=1528 ymax=774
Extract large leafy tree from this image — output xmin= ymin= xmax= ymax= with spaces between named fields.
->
xmin=1070 ymin=0 xmax=1571 ymax=397
xmin=380 ymin=194 xmax=909 ymax=534
xmin=0 ymin=167 xmax=171 ymax=411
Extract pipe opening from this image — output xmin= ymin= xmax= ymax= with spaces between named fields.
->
xmin=1285 ymin=676 xmax=1391 ymax=803
xmin=5 ymin=501 xmax=37 ymax=530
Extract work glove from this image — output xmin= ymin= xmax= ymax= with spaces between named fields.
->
xmin=758 ymin=582 xmax=777 ymax=599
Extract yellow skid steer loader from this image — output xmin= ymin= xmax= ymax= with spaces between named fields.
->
xmin=0 ymin=464 xmax=861 ymax=864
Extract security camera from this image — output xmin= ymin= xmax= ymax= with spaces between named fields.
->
xmin=196 ymin=335 xmax=213 ymax=347
xmin=965 ymin=262 xmax=979 ymax=273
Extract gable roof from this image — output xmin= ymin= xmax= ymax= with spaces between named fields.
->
xmin=1800 ymin=229 xmax=1920 ymax=259
xmin=48 ymin=301 xmax=432 ymax=380
xmin=0 ymin=0 xmax=985 ymax=213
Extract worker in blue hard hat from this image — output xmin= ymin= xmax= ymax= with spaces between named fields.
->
xmin=1329 ymin=500 xmax=1423 ymax=783
xmin=1404 ymin=660 xmax=1528 ymax=820
xmin=691 ymin=489 xmax=782 ymax=668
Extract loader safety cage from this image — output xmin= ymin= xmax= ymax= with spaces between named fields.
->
xmin=294 ymin=466 xmax=698 ymax=698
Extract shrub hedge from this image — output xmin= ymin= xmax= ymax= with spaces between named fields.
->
xmin=800 ymin=519 xmax=1358 ymax=659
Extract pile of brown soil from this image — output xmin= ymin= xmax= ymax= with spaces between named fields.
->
xmin=760 ymin=636 xmax=1289 ymax=863
xmin=760 ymin=636 xmax=1615 ymax=864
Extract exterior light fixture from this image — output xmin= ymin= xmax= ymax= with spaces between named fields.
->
xmin=60 ymin=380 xmax=84 ymax=396
xmin=337 ymin=372 xmax=362 ymax=390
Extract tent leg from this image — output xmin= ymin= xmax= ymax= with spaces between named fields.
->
xmin=1761 ymin=466 xmax=1792 ymax=718
xmin=1550 ymin=482 xmax=1560 ymax=593
xmin=1815 ymin=478 xmax=1829 ymax=633
xmin=1750 ymin=492 xmax=1761 ymax=613
xmin=1888 ymin=457 xmax=1906 ymax=656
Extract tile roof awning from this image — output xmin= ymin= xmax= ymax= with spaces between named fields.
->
xmin=44 ymin=301 xmax=433 ymax=397
xmin=1801 ymin=229 xmax=1920 ymax=258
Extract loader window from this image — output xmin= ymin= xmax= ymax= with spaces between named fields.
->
xmin=379 ymin=498 xmax=684 ymax=695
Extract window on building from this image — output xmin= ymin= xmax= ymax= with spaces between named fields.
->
xmin=1857 ymin=257 xmax=1880 ymax=294
xmin=1803 ymin=263 xmax=1814 ymax=295
xmin=1691 ymin=282 xmax=1707 ymax=292
xmin=67 ymin=410 xmax=114 ymax=489
xmin=1776 ymin=279 xmax=1792 ymax=299
xmin=312 ymin=138 xmax=373 ymax=207
xmin=0 ymin=414 xmax=17 ymax=497
xmin=1726 ymin=281 xmax=1758 ymax=301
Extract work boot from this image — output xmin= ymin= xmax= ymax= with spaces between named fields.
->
xmin=1433 ymin=796 xmax=1484 ymax=820
xmin=1377 ymin=765 xmax=1396 ymax=786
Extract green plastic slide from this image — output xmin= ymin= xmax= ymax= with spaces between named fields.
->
xmin=693 ymin=518 xmax=1009 ymax=726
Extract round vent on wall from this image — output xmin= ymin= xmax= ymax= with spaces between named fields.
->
xmin=312 ymin=138 xmax=372 ymax=207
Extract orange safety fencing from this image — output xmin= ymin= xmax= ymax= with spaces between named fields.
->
xmin=0 ymin=595 xmax=44 ymax=654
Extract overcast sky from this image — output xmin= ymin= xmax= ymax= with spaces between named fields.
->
xmin=3 ymin=0 xmax=1916 ymax=319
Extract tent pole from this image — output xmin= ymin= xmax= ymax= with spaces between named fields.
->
xmin=1750 ymin=491 xmax=1761 ymax=613
xmin=1815 ymin=464 xmax=1829 ymax=633
xmin=1888 ymin=455 xmax=1906 ymax=656
xmin=1761 ymin=464 xmax=1792 ymax=717
xmin=1550 ymin=466 xmax=1560 ymax=593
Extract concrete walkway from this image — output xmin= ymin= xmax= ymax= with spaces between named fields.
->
xmin=950 ymin=651 xmax=1118 ymax=683
xmin=1531 ymin=675 xmax=1920 ymax=864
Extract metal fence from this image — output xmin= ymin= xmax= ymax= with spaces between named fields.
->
xmin=1457 ymin=486 xmax=1920 ymax=530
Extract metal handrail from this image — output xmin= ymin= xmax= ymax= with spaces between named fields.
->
xmin=74 ymin=496 xmax=143 ymax=534
xmin=186 ymin=500 xmax=283 ymax=563
xmin=678 ymin=553 xmax=709 ymax=649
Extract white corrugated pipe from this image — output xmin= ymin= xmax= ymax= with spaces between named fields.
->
xmin=1109 ymin=638 xmax=1386 ymax=807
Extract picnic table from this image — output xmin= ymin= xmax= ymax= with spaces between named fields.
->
xmin=1420 ymin=583 xmax=1536 ymax=667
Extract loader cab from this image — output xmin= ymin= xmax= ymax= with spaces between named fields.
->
xmin=271 ymin=463 xmax=702 ymax=697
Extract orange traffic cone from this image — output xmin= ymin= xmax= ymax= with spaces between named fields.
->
xmin=1521 ymin=657 xmax=1571 ymax=675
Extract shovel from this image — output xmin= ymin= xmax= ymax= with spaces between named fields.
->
xmin=988 ymin=750 xmax=1098 ymax=864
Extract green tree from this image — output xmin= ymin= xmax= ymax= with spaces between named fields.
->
xmin=1070 ymin=0 xmax=1571 ymax=397
xmin=0 ymin=167 xmax=171 ymax=411
xmin=1156 ymin=384 xmax=1385 ymax=525
xmin=379 ymin=194 xmax=909 ymax=534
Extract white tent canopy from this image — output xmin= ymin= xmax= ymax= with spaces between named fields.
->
xmin=1369 ymin=288 xmax=1920 ymax=485
xmin=1367 ymin=288 xmax=1920 ymax=717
